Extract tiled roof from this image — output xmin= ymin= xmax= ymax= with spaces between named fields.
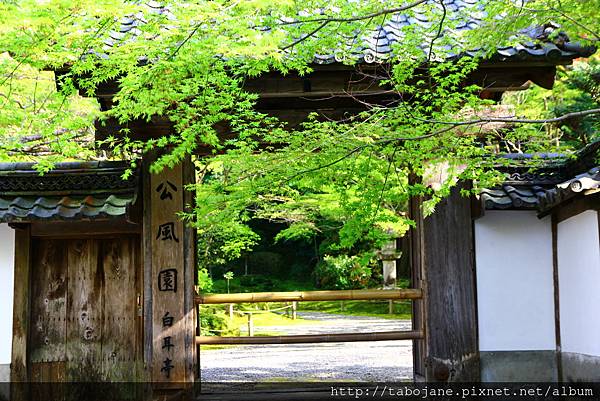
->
xmin=0 ymin=161 xmax=137 ymax=195
xmin=482 ymin=140 xmax=600 ymax=212
xmin=481 ymin=184 xmax=548 ymax=210
xmin=0 ymin=194 xmax=135 ymax=222
xmin=480 ymin=170 xmax=562 ymax=210
xmin=101 ymin=1 xmax=595 ymax=65
xmin=538 ymin=167 xmax=600 ymax=214
xmin=0 ymin=161 xmax=139 ymax=222
xmin=311 ymin=6 xmax=594 ymax=64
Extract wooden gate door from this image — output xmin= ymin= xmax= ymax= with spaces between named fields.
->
xmin=409 ymin=182 xmax=479 ymax=382
xmin=28 ymin=236 xmax=142 ymax=385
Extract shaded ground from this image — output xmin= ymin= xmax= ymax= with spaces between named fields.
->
xmin=200 ymin=312 xmax=413 ymax=382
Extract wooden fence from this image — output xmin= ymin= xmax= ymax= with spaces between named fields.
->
xmin=196 ymin=289 xmax=423 ymax=345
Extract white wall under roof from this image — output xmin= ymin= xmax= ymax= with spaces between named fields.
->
xmin=475 ymin=210 xmax=555 ymax=351
xmin=0 ymin=224 xmax=15 ymax=367
xmin=557 ymin=210 xmax=600 ymax=356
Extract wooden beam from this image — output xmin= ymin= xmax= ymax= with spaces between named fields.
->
xmin=257 ymin=89 xmax=396 ymax=99
xmin=11 ymin=225 xmax=31 ymax=400
xmin=552 ymin=192 xmax=600 ymax=223
xmin=141 ymin=155 xmax=153 ymax=383
xmin=197 ymin=330 xmax=424 ymax=345
xmin=182 ymin=156 xmax=197 ymax=383
xmin=196 ymin=288 xmax=422 ymax=304
xmin=552 ymin=214 xmax=563 ymax=381
xmin=30 ymin=220 xmax=140 ymax=238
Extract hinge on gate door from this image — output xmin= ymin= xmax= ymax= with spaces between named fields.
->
xmin=137 ymin=293 xmax=143 ymax=317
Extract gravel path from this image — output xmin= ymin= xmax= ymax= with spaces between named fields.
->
xmin=200 ymin=312 xmax=413 ymax=382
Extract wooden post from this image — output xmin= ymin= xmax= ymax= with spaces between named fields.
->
xmin=388 ymin=300 xmax=394 ymax=315
xmin=410 ymin=182 xmax=480 ymax=382
xmin=228 ymin=304 xmax=234 ymax=319
xmin=292 ymin=301 xmax=297 ymax=320
xmin=10 ymin=224 xmax=31 ymax=401
xmin=247 ymin=314 xmax=254 ymax=337
xmin=147 ymin=157 xmax=195 ymax=389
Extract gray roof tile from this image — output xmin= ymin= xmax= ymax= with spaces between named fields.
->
xmin=483 ymin=141 xmax=600 ymax=212
xmin=0 ymin=194 xmax=135 ymax=222
xmin=538 ymin=167 xmax=600 ymax=213
xmin=98 ymin=1 xmax=595 ymax=64
xmin=481 ymin=184 xmax=549 ymax=210
xmin=0 ymin=161 xmax=139 ymax=222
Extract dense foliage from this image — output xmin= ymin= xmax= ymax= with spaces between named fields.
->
xmin=503 ymin=59 xmax=600 ymax=150
xmin=0 ymin=1 xmax=598 ymax=278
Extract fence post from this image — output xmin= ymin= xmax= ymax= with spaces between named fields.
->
xmin=292 ymin=301 xmax=297 ymax=320
xmin=247 ymin=314 xmax=254 ymax=337
xmin=389 ymin=300 xmax=394 ymax=315
xmin=228 ymin=304 xmax=234 ymax=319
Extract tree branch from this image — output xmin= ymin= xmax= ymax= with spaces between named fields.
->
xmin=280 ymin=20 xmax=330 ymax=51
xmin=277 ymin=0 xmax=428 ymax=26
xmin=417 ymin=107 xmax=600 ymax=126
xmin=278 ymin=0 xmax=428 ymax=50
xmin=427 ymin=0 xmax=447 ymax=64
xmin=280 ymin=107 xmax=600 ymax=180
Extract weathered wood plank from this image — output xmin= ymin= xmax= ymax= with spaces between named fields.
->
xmin=142 ymin=156 xmax=154 ymax=383
xmin=182 ymin=156 xmax=197 ymax=383
xmin=150 ymin=164 xmax=187 ymax=385
xmin=31 ymin=221 xmax=140 ymax=238
xmin=101 ymin=238 xmax=140 ymax=382
xmin=408 ymin=184 xmax=426 ymax=381
xmin=420 ymin=183 xmax=479 ymax=382
xmin=29 ymin=239 xmax=67 ymax=368
xmin=29 ymin=362 xmax=66 ymax=401
xmin=11 ymin=225 xmax=31 ymax=384
xmin=11 ymin=225 xmax=31 ymax=401
xmin=66 ymin=239 xmax=103 ymax=381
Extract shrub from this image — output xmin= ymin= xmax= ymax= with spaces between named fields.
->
xmin=314 ymin=254 xmax=373 ymax=290
xmin=198 ymin=267 xmax=213 ymax=293
xmin=198 ymin=307 xmax=239 ymax=336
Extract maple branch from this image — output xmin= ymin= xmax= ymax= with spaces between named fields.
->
xmin=277 ymin=0 xmax=428 ymax=26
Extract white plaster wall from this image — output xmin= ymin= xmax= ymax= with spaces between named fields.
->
xmin=475 ymin=211 xmax=555 ymax=351
xmin=557 ymin=210 xmax=600 ymax=357
xmin=0 ymin=224 xmax=14 ymax=367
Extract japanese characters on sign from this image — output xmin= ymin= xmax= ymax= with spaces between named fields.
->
xmin=158 ymin=269 xmax=177 ymax=292
xmin=151 ymin=168 xmax=186 ymax=384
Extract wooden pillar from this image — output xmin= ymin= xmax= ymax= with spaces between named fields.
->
xmin=10 ymin=224 xmax=31 ymax=401
xmin=410 ymin=181 xmax=480 ymax=382
xmin=144 ymin=156 xmax=196 ymax=390
xmin=408 ymin=173 xmax=426 ymax=381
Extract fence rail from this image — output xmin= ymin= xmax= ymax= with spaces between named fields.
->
xmin=195 ymin=288 xmax=422 ymax=304
xmin=196 ymin=330 xmax=423 ymax=345
xmin=197 ymin=288 xmax=422 ymax=345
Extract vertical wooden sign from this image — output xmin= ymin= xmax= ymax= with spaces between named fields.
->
xmin=150 ymin=165 xmax=186 ymax=386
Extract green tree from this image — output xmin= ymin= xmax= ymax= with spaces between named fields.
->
xmin=0 ymin=0 xmax=598 ymax=255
